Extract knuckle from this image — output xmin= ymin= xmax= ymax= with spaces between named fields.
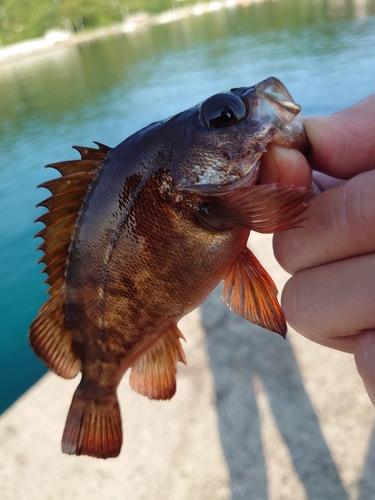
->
xmin=345 ymin=173 xmax=375 ymax=244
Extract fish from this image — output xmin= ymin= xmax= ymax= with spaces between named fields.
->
xmin=30 ymin=77 xmax=310 ymax=459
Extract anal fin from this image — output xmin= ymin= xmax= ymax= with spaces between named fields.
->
xmin=129 ymin=324 xmax=187 ymax=400
xmin=222 ymin=247 xmax=287 ymax=336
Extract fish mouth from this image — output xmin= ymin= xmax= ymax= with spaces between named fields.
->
xmin=252 ymin=77 xmax=308 ymax=153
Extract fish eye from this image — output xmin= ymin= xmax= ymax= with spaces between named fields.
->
xmin=200 ymin=93 xmax=247 ymax=129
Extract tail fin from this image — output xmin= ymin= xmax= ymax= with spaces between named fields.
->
xmin=62 ymin=388 xmax=122 ymax=459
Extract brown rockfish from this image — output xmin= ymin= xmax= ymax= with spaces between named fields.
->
xmin=30 ymin=77 xmax=310 ymax=459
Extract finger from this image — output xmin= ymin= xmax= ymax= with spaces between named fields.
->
xmin=312 ymin=171 xmax=345 ymax=192
xmin=274 ymin=169 xmax=375 ymax=274
xmin=281 ymin=253 xmax=375 ymax=353
xmin=355 ymin=332 xmax=375 ymax=406
xmin=304 ymin=94 xmax=375 ymax=178
xmin=259 ymin=144 xmax=312 ymax=188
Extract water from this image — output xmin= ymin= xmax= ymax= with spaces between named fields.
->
xmin=0 ymin=0 xmax=374 ymax=414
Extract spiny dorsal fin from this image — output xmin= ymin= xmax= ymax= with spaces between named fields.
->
xmin=129 ymin=324 xmax=187 ymax=400
xmin=29 ymin=143 xmax=111 ymax=378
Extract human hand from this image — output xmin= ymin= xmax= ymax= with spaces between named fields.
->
xmin=260 ymin=94 xmax=375 ymax=404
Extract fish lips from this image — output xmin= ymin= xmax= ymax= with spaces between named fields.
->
xmin=252 ymin=77 xmax=308 ymax=154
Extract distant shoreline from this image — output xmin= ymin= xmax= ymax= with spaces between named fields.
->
xmin=0 ymin=0 xmax=257 ymax=63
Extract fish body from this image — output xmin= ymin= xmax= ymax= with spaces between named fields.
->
xmin=30 ymin=77 xmax=310 ymax=458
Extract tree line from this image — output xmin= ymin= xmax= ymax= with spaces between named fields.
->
xmin=0 ymin=0 xmax=205 ymax=46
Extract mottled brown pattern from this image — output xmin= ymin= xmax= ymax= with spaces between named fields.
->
xmin=30 ymin=77 xmax=310 ymax=459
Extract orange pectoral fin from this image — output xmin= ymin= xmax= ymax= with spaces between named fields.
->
xmin=222 ymin=247 xmax=287 ymax=336
xmin=129 ymin=324 xmax=187 ymax=400
xmin=197 ymin=184 xmax=311 ymax=232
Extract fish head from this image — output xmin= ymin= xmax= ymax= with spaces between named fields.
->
xmin=170 ymin=77 xmax=308 ymax=192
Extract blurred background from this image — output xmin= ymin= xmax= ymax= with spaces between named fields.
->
xmin=0 ymin=1 xmax=375 ymax=497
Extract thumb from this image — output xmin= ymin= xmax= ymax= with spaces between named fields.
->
xmin=260 ymin=143 xmax=312 ymax=188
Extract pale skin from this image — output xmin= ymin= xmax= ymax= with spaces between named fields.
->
xmin=260 ymin=94 xmax=375 ymax=405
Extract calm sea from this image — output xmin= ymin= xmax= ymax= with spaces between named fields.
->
xmin=0 ymin=0 xmax=374 ymax=414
